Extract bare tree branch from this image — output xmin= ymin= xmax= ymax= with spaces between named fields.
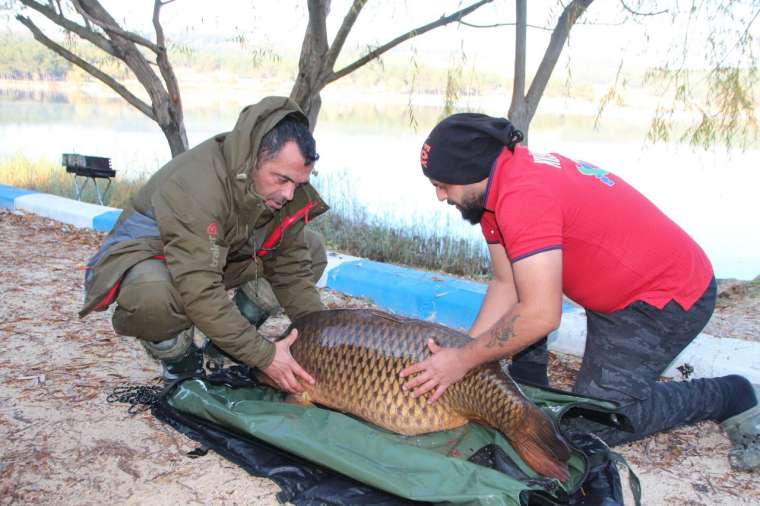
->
xmin=459 ymin=19 xmax=622 ymax=29
xmin=330 ymin=0 xmax=493 ymax=83
xmin=70 ymin=0 xmax=160 ymax=53
xmin=152 ymin=0 xmax=183 ymax=122
xmin=306 ymin=0 xmax=330 ymax=58
xmin=17 ymin=0 xmax=116 ymax=57
xmin=511 ymin=0 xmax=527 ymax=117
xmin=324 ymin=0 xmax=368 ymax=71
xmin=524 ymin=0 xmax=594 ymax=121
xmin=289 ymin=0 xmax=331 ymax=126
xmin=459 ymin=20 xmax=553 ymax=31
xmin=152 ymin=0 xmax=166 ymax=48
xmin=16 ymin=14 xmax=154 ymax=120
xmin=619 ymin=0 xmax=667 ymax=17
xmin=17 ymin=0 xmax=187 ymax=155
xmin=72 ymin=0 xmax=169 ymax=103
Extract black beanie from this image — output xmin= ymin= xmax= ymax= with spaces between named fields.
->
xmin=420 ymin=113 xmax=524 ymax=184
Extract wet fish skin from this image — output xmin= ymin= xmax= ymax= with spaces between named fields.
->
xmin=279 ymin=308 xmax=571 ymax=481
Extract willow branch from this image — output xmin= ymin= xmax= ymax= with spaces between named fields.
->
xmin=16 ymin=15 xmax=154 ymax=120
xmin=71 ymin=0 xmax=160 ymax=53
xmin=17 ymin=0 xmax=116 ymax=57
xmin=459 ymin=20 xmax=553 ymax=31
xmin=619 ymin=0 xmax=667 ymax=17
xmin=325 ymin=0 xmax=368 ymax=71
xmin=525 ymin=0 xmax=594 ymax=119
xmin=331 ymin=0 xmax=493 ymax=83
xmin=152 ymin=0 xmax=181 ymax=109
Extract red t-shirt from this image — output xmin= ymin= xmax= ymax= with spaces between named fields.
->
xmin=480 ymin=146 xmax=713 ymax=313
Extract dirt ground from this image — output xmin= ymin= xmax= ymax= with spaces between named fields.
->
xmin=1 ymin=208 xmax=758 ymax=505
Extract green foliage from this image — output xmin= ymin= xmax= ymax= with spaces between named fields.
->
xmin=637 ymin=2 xmax=760 ymax=150
xmin=684 ymin=67 xmax=759 ymax=150
xmin=0 ymin=31 xmax=510 ymax=98
xmin=646 ymin=108 xmax=671 ymax=144
xmin=643 ymin=65 xmax=758 ymax=150
xmin=0 ymin=33 xmax=133 ymax=81
xmin=0 ymin=34 xmax=70 ymax=80
xmin=441 ymin=55 xmax=464 ymax=119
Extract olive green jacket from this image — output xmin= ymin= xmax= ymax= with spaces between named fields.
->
xmin=79 ymin=97 xmax=328 ymax=368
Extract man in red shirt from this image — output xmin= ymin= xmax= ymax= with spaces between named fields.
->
xmin=402 ymin=113 xmax=759 ymax=471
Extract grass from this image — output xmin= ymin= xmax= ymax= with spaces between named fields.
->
xmin=0 ymin=155 xmax=490 ymax=279
xmin=0 ymin=154 xmax=144 ymax=210
xmin=310 ymin=204 xmax=490 ymax=279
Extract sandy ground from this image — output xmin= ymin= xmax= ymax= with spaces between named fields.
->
xmin=1 ymin=208 xmax=758 ymax=505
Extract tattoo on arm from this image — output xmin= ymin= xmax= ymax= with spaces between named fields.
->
xmin=485 ymin=314 xmax=519 ymax=348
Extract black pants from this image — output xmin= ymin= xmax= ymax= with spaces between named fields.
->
xmin=510 ymin=278 xmax=731 ymax=446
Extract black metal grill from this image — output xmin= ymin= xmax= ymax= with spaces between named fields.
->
xmin=61 ymin=153 xmax=115 ymax=205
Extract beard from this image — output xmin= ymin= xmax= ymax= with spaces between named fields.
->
xmin=454 ymin=191 xmax=485 ymax=225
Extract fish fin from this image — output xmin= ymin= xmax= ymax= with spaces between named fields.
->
xmin=511 ymin=410 xmax=572 ymax=482
xmin=286 ymin=393 xmax=314 ymax=406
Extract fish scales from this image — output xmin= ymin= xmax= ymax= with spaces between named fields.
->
xmin=280 ymin=308 xmax=572 ymax=481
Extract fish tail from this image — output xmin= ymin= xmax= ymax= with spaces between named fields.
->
xmin=510 ymin=406 xmax=571 ymax=482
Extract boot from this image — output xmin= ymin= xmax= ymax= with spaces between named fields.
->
xmin=200 ymin=289 xmax=270 ymax=373
xmin=721 ymin=400 xmax=760 ymax=471
xmin=234 ymin=287 xmax=270 ymax=327
xmin=240 ymin=278 xmax=281 ymax=316
xmin=141 ymin=327 xmax=204 ymax=381
xmin=161 ymin=345 xmax=204 ymax=381
xmin=203 ymin=338 xmax=228 ymax=373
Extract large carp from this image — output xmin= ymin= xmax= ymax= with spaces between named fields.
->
xmin=266 ymin=308 xmax=571 ymax=481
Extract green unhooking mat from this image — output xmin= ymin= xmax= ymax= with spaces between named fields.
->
xmin=146 ymin=367 xmax=640 ymax=506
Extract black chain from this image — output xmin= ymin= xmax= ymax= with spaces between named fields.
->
xmin=107 ymin=384 xmax=164 ymax=415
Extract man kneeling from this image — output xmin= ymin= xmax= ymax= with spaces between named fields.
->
xmin=79 ymin=97 xmax=327 ymax=394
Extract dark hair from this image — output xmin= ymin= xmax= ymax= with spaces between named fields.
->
xmin=257 ymin=116 xmax=319 ymax=165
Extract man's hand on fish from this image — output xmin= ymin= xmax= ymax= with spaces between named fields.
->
xmin=400 ymin=338 xmax=473 ymax=403
xmin=263 ymin=328 xmax=316 ymax=393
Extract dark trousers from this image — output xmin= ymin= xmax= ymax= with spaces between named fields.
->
xmin=510 ymin=278 xmax=731 ymax=446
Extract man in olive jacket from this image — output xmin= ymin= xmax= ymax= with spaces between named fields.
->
xmin=79 ymin=97 xmax=328 ymax=391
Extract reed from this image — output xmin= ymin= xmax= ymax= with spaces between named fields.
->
xmin=0 ymin=154 xmax=144 ymax=209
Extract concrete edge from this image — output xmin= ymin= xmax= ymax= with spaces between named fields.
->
xmin=1 ymin=184 xmax=122 ymax=231
xmin=3 ymin=183 xmax=758 ymax=386
xmin=552 ymin=310 xmax=760 ymax=387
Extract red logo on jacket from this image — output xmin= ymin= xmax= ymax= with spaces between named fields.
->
xmin=206 ymin=223 xmax=218 ymax=236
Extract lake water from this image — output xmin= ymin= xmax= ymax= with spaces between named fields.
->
xmin=1 ymin=87 xmax=758 ymax=280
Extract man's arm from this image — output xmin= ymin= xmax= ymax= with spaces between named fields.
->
xmin=468 ymin=249 xmax=563 ymax=361
xmin=400 ymin=249 xmax=563 ymax=401
xmin=468 ymin=244 xmax=518 ymax=337
xmin=152 ymin=179 xmax=277 ymax=370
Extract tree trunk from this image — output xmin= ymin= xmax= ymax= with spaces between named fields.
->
xmin=159 ymin=121 xmax=189 ymax=159
xmin=507 ymin=0 xmax=594 ymax=146
xmin=508 ymin=104 xmax=531 ymax=145
xmin=291 ymin=0 xmax=493 ymax=131
xmin=291 ymin=0 xmax=331 ymax=131
xmin=17 ymin=0 xmax=189 ymax=157
xmin=508 ymin=0 xmax=529 ymax=144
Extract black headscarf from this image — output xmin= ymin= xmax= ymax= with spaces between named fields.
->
xmin=420 ymin=113 xmax=523 ymax=184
